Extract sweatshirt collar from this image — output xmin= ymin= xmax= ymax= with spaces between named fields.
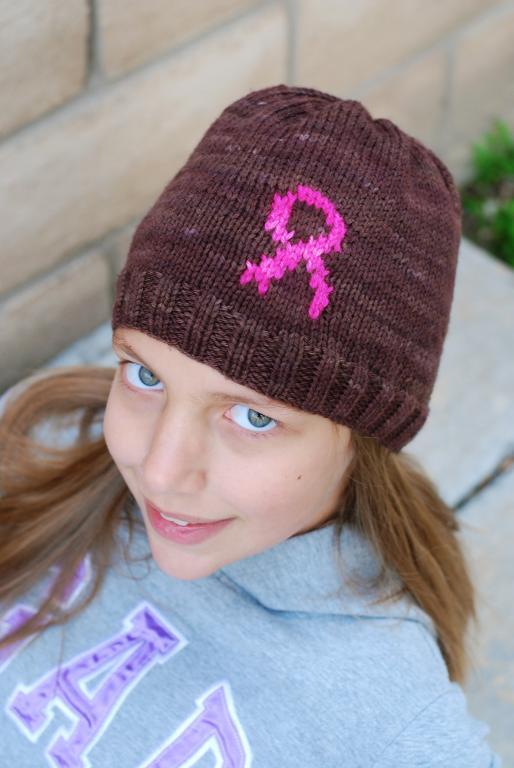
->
xmin=216 ymin=522 xmax=436 ymax=636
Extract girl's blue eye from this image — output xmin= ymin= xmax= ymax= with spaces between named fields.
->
xmin=230 ymin=404 xmax=277 ymax=436
xmin=122 ymin=361 xmax=163 ymax=391
xmin=117 ymin=361 xmax=278 ymax=439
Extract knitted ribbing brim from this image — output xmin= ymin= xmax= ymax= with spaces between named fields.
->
xmin=112 ymin=83 xmax=462 ymax=453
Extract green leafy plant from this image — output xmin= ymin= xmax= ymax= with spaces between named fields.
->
xmin=460 ymin=119 xmax=514 ymax=268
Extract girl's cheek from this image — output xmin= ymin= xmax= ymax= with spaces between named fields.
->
xmin=103 ymin=398 xmax=138 ymax=462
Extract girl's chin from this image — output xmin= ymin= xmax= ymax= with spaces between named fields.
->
xmin=146 ymin=532 xmax=222 ymax=581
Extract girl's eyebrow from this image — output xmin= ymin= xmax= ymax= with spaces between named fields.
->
xmin=112 ymin=336 xmax=301 ymax=414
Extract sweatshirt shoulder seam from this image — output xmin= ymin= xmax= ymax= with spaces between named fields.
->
xmin=370 ymin=689 xmax=453 ymax=767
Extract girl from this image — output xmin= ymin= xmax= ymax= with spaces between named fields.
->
xmin=0 ymin=84 xmax=503 ymax=767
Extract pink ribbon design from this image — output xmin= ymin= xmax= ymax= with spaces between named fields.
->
xmin=239 ymin=184 xmax=347 ymax=319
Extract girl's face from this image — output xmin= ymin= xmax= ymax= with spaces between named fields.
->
xmin=103 ymin=328 xmax=354 ymax=580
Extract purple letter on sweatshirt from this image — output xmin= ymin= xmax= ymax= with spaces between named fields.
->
xmin=7 ymin=602 xmax=185 ymax=768
xmin=143 ymin=682 xmax=251 ymax=767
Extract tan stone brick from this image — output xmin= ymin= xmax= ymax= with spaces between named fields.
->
xmin=108 ymin=222 xmax=138 ymax=279
xmin=358 ymin=48 xmax=447 ymax=150
xmin=99 ymin=0 xmax=260 ymax=77
xmin=0 ymin=250 xmax=111 ymax=392
xmin=295 ymin=0 xmax=500 ymax=95
xmin=0 ymin=4 xmax=287 ymax=295
xmin=447 ymin=4 xmax=514 ymax=174
xmin=0 ymin=0 xmax=89 ymax=138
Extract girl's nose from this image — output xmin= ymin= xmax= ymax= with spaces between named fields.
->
xmin=140 ymin=412 xmax=206 ymax=496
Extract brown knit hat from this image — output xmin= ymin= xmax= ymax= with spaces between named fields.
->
xmin=112 ymin=83 xmax=462 ymax=452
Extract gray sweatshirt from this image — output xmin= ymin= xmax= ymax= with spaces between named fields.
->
xmin=0 ymin=382 xmax=503 ymax=767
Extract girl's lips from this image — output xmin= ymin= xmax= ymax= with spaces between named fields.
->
xmin=144 ymin=498 xmax=228 ymax=525
xmin=145 ymin=501 xmax=235 ymax=545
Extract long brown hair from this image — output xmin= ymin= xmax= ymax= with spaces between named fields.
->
xmin=0 ymin=366 xmax=479 ymax=684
